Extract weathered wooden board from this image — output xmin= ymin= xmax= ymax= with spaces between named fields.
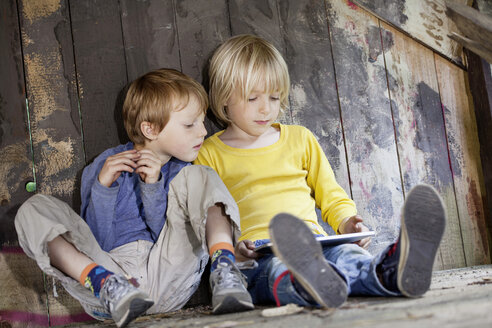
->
xmin=120 ymin=0 xmax=181 ymax=82
xmin=446 ymin=2 xmax=492 ymax=65
xmin=435 ymin=55 xmax=490 ymax=266
xmin=228 ymin=0 xmax=293 ymax=128
xmin=466 ymin=51 xmax=492 ymax=239
xmin=381 ymin=22 xmax=465 ymax=269
xmin=326 ymin=0 xmax=404 ymax=254
xmin=70 ymin=0 xmax=128 ymax=162
xmin=0 ymin=0 xmax=34 ymax=246
xmin=174 ymin=0 xmax=231 ymax=133
xmin=277 ymin=0 xmax=350 ymax=196
xmin=18 ymin=0 xmax=89 ymax=322
xmin=352 ymin=0 xmax=468 ymax=63
xmin=19 ymin=0 xmax=85 ymax=208
xmin=0 ymin=248 xmax=48 ymax=327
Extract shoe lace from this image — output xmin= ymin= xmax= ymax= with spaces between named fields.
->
xmin=100 ymin=275 xmax=131 ymax=311
xmin=213 ymin=256 xmax=247 ymax=289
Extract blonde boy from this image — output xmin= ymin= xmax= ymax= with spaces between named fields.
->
xmin=196 ymin=35 xmax=446 ymax=308
xmin=15 ymin=68 xmax=252 ymax=327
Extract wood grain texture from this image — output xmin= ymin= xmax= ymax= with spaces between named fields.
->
xmin=277 ymin=0 xmax=350 ymax=196
xmin=0 ymin=0 xmax=34 ymax=245
xmin=120 ymin=0 xmax=181 ymax=82
xmin=70 ymin=0 xmax=128 ymax=162
xmin=381 ymin=22 xmax=465 ymax=269
xmin=465 ymin=50 xmax=492 ymax=248
xmin=445 ymin=1 xmax=492 ymax=64
xmin=435 ymin=55 xmax=490 ymax=266
xmin=19 ymin=0 xmax=88 ymax=321
xmin=228 ymin=0 xmax=293 ymax=126
xmin=326 ymin=0 xmax=404 ymax=254
xmin=19 ymin=0 xmax=85 ymax=210
xmin=352 ymin=0 xmax=467 ymax=63
xmin=174 ymin=0 xmax=231 ymax=134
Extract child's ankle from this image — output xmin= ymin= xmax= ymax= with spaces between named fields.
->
xmin=80 ymin=263 xmax=114 ymax=298
xmin=209 ymin=242 xmax=235 ymax=271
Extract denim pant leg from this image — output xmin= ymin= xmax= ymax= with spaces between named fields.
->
xmin=241 ymin=255 xmax=311 ymax=306
xmin=323 ymin=243 xmax=400 ymax=297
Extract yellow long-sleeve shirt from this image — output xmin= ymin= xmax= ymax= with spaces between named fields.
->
xmin=194 ymin=123 xmax=357 ymax=242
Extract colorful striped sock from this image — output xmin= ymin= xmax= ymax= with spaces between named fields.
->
xmin=209 ymin=242 xmax=236 ymax=272
xmin=79 ymin=263 xmax=114 ymax=298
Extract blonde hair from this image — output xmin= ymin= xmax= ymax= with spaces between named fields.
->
xmin=123 ymin=68 xmax=208 ymax=145
xmin=208 ymin=34 xmax=290 ymax=126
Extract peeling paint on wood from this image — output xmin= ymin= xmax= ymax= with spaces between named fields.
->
xmin=435 ymin=55 xmax=490 ymax=265
xmin=381 ymin=22 xmax=465 ymax=269
xmin=352 ymin=0 xmax=468 ymax=63
xmin=326 ymin=0 xmax=404 ymax=255
xmin=277 ymin=0 xmax=350 ymax=195
xmin=21 ymin=0 xmax=61 ymax=24
xmin=0 ymin=0 xmax=34 ymax=247
xmin=20 ymin=0 xmax=84 ymax=206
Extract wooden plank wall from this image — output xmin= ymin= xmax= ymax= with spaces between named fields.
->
xmin=0 ymin=0 xmax=490 ymax=326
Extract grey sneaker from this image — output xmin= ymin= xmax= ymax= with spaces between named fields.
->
xmin=209 ymin=256 xmax=254 ymax=314
xmin=100 ymin=274 xmax=154 ymax=327
xmin=379 ymin=184 xmax=446 ymax=297
xmin=269 ymin=213 xmax=348 ymax=308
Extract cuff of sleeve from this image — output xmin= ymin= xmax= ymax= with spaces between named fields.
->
xmin=330 ymin=209 xmax=358 ymax=235
xmin=139 ymin=174 xmax=164 ymax=195
xmin=92 ymin=178 xmax=119 ymax=198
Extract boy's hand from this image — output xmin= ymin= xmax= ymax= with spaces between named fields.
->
xmin=338 ymin=215 xmax=371 ymax=249
xmin=135 ymin=149 xmax=162 ymax=184
xmin=98 ymin=150 xmax=140 ymax=187
xmin=235 ymin=240 xmax=260 ymax=262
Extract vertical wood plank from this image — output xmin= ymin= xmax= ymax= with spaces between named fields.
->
xmin=326 ymin=0 xmax=404 ymax=254
xmin=70 ymin=0 xmax=128 ymax=162
xmin=435 ymin=55 xmax=490 ymax=266
xmin=174 ymin=0 xmax=231 ymax=133
xmin=381 ymin=22 xmax=465 ymax=269
xmin=120 ymin=0 xmax=181 ymax=82
xmin=228 ymin=0 xmax=284 ymax=56
xmin=0 ymin=0 xmax=33 ymax=245
xmin=228 ymin=0 xmax=292 ymax=127
xmin=18 ymin=0 xmax=88 ymax=323
xmin=19 ymin=0 xmax=85 ymax=207
xmin=174 ymin=0 xmax=230 ymax=84
xmin=277 ymin=0 xmax=350 ymax=194
xmin=0 ymin=2 xmax=48 ymax=326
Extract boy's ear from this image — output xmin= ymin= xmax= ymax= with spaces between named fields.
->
xmin=140 ymin=121 xmax=157 ymax=140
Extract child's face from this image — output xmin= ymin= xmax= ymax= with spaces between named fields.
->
xmin=150 ymin=95 xmax=206 ymax=163
xmin=226 ymin=87 xmax=281 ymax=138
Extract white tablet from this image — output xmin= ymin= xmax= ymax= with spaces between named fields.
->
xmin=254 ymin=231 xmax=375 ymax=254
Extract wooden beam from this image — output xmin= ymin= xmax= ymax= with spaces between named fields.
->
xmin=466 ymin=49 xmax=492 ymax=251
xmin=446 ymin=1 xmax=492 ymax=64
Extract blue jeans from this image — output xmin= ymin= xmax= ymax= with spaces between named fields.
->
xmin=241 ymin=243 xmax=400 ymax=306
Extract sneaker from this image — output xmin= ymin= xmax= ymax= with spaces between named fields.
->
xmin=209 ymin=256 xmax=254 ymax=314
xmin=269 ymin=213 xmax=348 ymax=308
xmin=379 ymin=184 xmax=446 ymax=297
xmin=100 ymin=274 xmax=154 ymax=327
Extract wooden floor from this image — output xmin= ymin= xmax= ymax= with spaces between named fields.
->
xmin=65 ymin=265 xmax=492 ymax=328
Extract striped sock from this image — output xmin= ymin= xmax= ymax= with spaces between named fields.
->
xmin=79 ymin=263 xmax=114 ymax=298
xmin=209 ymin=242 xmax=235 ymax=272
